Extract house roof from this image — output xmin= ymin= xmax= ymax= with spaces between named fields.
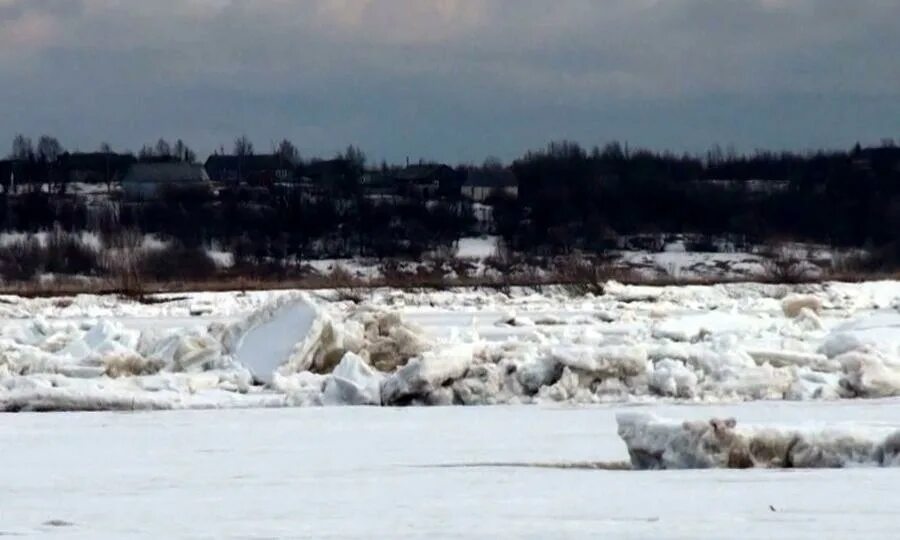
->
xmin=205 ymin=154 xmax=293 ymax=172
xmin=395 ymin=164 xmax=453 ymax=182
xmin=123 ymin=163 xmax=210 ymax=184
xmin=301 ymin=158 xmax=355 ymax=179
xmin=61 ymin=152 xmax=136 ymax=170
xmin=464 ymin=169 xmax=517 ymax=188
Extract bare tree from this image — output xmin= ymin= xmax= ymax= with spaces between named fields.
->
xmin=173 ymin=139 xmax=197 ymax=164
xmin=233 ymin=135 xmax=254 ymax=183
xmin=276 ymin=139 xmax=300 ymax=165
xmin=37 ymin=135 xmax=63 ymax=163
xmin=138 ymin=145 xmax=155 ymax=160
xmin=483 ymin=156 xmax=504 ymax=170
xmin=234 ymin=135 xmax=254 ymax=157
xmin=343 ymin=145 xmax=366 ymax=169
xmin=37 ymin=136 xmax=64 ymax=193
xmin=154 ymin=138 xmax=173 ymax=159
xmin=99 ymin=142 xmax=115 ymax=193
xmin=11 ymin=134 xmax=33 ymax=160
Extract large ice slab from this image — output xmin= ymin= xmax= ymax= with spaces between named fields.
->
xmin=231 ymin=295 xmax=318 ymax=385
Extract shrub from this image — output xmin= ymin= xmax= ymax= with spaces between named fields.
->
xmin=138 ymin=243 xmax=218 ymax=282
xmin=760 ymin=243 xmax=810 ymax=283
xmin=44 ymin=230 xmax=101 ymax=276
xmin=0 ymin=237 xmax=44 ymax=281
xmin=684 ymin=235 xmax=720 ymax=253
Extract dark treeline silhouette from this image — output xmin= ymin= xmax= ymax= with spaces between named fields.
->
xmin=500 ymin=140 xmax=900 ymax=262
xmin=2 ymin=134 xmax=900 ymax=273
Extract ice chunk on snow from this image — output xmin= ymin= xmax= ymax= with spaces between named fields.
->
xmin=381 ymin=345 xmax=473 ymax=405
xmin=652 ymin=313 xmax=764 ymax=342
xmin=550 ymin=345 xmax=648 ymax=378
xmin=782 ymin=294 xmax=823 ymax=318
xmin=617 ymin=413 xmax=900 ymax=470
xmin=452 ymin=363 xmax=509 ymax=405
xmin=516 ymin=356 xmax=562 ymax=394
xmin=272 ymin=372 xmax=327 ymax=407
xmin=323 ymin=353 xmax=383 ymax=406
xmin=826 ymin=312 xmax=900 ymax=359
xmin=745 ymin=349 xmax=835 ymax=370
xmin=820 ymin=332 xmax=866 ymax=358
xmin=838 ymin=351 xmax=900 ymax=398
xmin=648 ymin=359 xmax=698 ymax=398
xmin=231 ymin=295 xmax=318 ymax=385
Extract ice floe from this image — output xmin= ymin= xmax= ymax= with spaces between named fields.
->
xmin=1 ymin=280 xmax=900 ymax=410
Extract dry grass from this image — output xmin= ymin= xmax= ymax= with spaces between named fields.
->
xmin=0 ymin=259 xmax=896 ymax=299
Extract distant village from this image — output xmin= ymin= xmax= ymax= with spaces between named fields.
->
xmin=0 ymin=143 xmax=519 ymax=205
xmin=0 ymin=135 xmax=899 ymax=276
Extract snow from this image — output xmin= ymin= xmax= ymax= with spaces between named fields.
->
xmin=456 ymin=235 xmax=499 ymax=258
xmin=2 ymin=401 xmax=900 ymax=539
xmin=3 ymin=280 xmax=900 ymax=537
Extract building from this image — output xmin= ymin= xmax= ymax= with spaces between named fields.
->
xmin=300 ymin=158 xmax=358 ymax=186
xmin=461 ymin=169 xmax=519 ymax=202
xmin=205 ymin=154 xmax=295 ymax=185
xmin=394 ymin=164 xmax=459 ymax=199
xmin=122 ymin=163 xmax=211 ymax=200
xmin=59 ymin=152 xmax=136 ymax=185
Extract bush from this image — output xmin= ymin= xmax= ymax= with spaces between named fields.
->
xmin=44 ymin=230 xmax=101 ymax=276
xmin=138 ymin=244 xmax=218 ymax=282
xmin=554 ymin=254 xmax=611 ymax=296
xmin=0 ymin=232 xmax=102 ymax=281
xmin=846 ymin=241 xmax=900 ymax=273
xmin=760 ymin=243 xmax=810 ymax=283
xmin=684 ymin=235 xmax=720 ymax=253
xmin=0 ymin=237 xmax=44 ymax=281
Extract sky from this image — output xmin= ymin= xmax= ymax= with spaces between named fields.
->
xmin=1 ymin=0 xmax=899 ymax=163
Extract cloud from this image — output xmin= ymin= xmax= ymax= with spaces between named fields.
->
xmin=0 ymin=0 xmax=897 ymax=160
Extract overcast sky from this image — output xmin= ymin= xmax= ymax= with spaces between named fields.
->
xmin=1 ymin=0 xmax=898 ymax=163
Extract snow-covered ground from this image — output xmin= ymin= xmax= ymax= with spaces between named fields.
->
xmin=4 ymin=283 xmax=900 ymax=538
xmin=3 ymin=401 xmax=900 ymax=539
xmin=1 ymin=281 xmax=900 ymax=411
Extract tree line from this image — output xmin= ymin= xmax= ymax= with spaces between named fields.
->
xmin=3 ymin=134 xmax=900 ymax=270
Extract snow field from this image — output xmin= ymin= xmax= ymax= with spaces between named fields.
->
xmin=2 ymin=402 xmax=900 ymax=539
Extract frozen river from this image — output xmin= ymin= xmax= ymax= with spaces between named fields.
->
xmin=4 ymin=401 xmax=900 ymax=539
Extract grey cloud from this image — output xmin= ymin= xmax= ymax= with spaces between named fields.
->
xmin=0 ymin=0 xmax=897 ymax=161
xmin=0 ymin=0 xmax=83 ymax=21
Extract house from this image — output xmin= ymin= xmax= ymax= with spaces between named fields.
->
xmin=360 ymin=172 xmax=404 ymax=203
xmin=122 ymin=163 xmax=211 ymax=200
xmin=461 ymin=169 xmax=519 ymax=202
xmin=300 ymin=159 xmax=358 ymax=184
xmin=205 ymin=154 xmax=295 ymax=185
xmin=395 ymin=164 xmax=459 ymax=199
xmin=59 ymin=152 xmax=136 ymax=185
xmin=296 ymin=159 xmax=364 ymax=197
